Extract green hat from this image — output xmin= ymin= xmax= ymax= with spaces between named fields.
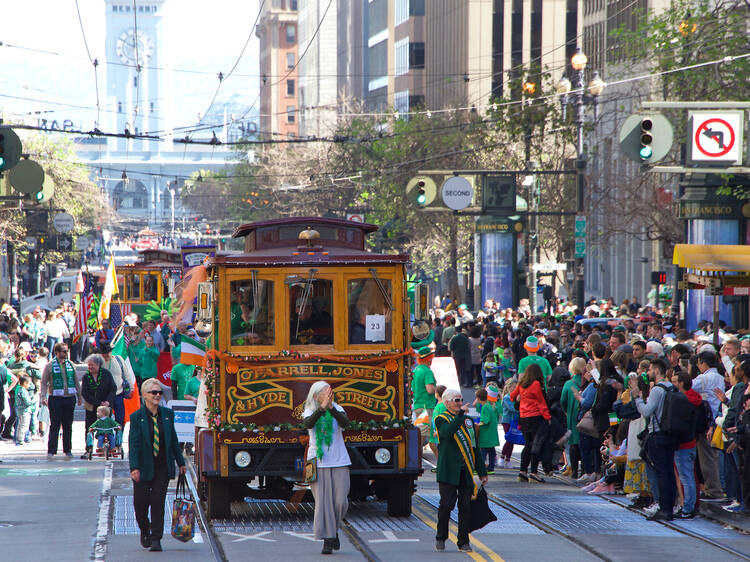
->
xmin=417 ymin=346 xmax=434 ymax=359
xmin=410 ymin=329 xmax=434 ymax=349
xmin=458 ymin=304 xmax=468 ymax=310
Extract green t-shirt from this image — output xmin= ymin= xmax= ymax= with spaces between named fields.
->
xmin=170 ymin=363 xmax=196 ymax=400
xmin=429 ymin=401 xmax=447 ymax=444
xmin=517 ymin=355 xmax=552 ymax=391
xmin=411 ymin=364 xmax=437 ymax=410
xmin=128 ymin=340 xmax=145 ymax=379
xmin=184 ymin=375 xmax=201 ymax=399
xmin=478 ymin=402 xmax=500 ymax=448
xmin=138 ymin=345 xmax=160 ymax=379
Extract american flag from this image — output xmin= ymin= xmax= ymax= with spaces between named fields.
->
xmin=109 ymin=303 xmax=131 ymax=330
xmin=74 ymin=273 xmax=94 ymax=340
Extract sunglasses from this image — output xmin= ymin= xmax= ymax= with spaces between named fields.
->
xmin=450 ymin=398 xmax=463 ymax=403
xmin=147 ymin=390 xmax=163 ymax=396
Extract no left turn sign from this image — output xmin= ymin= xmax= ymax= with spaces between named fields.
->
xmin=688 ymin=111 xmax=743 ymax=165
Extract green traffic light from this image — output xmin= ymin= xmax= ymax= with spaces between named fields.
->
xmin=0 ymin=156 xmax=5 ymax=169
xmin=417 ymin=192 xmax=426 ymax=205
xmin=639 ymin=146 xmax=653 ymax=160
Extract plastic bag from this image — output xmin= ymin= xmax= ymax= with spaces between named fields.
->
xmin=171 ymin=473 xmax=196 ymax=543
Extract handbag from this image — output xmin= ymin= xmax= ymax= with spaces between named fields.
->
xmin=469 ymin=486 xmax=497 ymax=532
xmin=711 ymin=425 xmax=725 ymax=451
xmin=576 ymin=410 xmax=600 ymax=438
xmin=303 ymin=443 xmax=318 ymax=483
xmin=170 ymin=473 xmax=196 ymax=543
xmin=504 ymin=419 xmax=525 ymax=445
xmin=637 ymin=427 xmax=654 ymax=467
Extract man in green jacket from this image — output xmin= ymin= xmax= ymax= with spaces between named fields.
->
xmin=434 ymin=388 xmax=488 ymax=553
xmin=130 ymin=377 xmax=186 ymax=552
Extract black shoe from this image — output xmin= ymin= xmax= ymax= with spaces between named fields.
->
xmin=322 ymin=539 xmax=334 ymax=555
xmin=140 ymin=532 xmax=151 ymax=548
xmin=528 ymin=473 xmax=545 ymax=483
xmin=435 ymin=539 xmax=446 ymax=552
xmin=332 ymin=533 xmax=340 ymax=550
xmin=517 ymin=472 xmax=529 ymax=482
xmin=149 ymin=539 xmax=162 ymax=552
xmin=458 ymin=543 xmax=473 ymax=552
xmin=678 ymin=510 xmax=696 ymax=519
xmin=646 ymin=511 xmax=673 ymax=521
xmin=630 ymin=496 xmax=652 ymax=508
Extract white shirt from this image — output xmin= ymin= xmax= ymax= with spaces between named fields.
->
xmin=692 ymin=367 xmax=725 ymax=418
xmin=303 ymin=403 xmax=351 ymax=468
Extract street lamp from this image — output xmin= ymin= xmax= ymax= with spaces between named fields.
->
xmin=557 ymin=47 xmax=605 ymax=311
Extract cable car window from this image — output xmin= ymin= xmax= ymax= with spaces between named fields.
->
xmin=348 ymin=278 xmax=392 ymax=344
xmin=289 ymin=279 xmax=333 ymax=345
xmin=130 ymin=274 xmax=141 ymax=299
xmin=53 ymin=282 xmax=71 ymax=296
xmin=230 ymin=279 xmax=275 ymax=346
xmin=143 ymin=273 xmax=158 ymax=301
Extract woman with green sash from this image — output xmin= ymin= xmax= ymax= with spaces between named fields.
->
xmin=434 ymin=388 xmax=488 ymax=553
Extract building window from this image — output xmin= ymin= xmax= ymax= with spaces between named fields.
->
xmin=394 ymin=90 xmax=409 ymax=116
xmin=395 ymin=0 xmax=408 ymax=25
xmin=133 ymin=76 xmax=138 ymax=87
xmin=286 ymin=24 xmax=296 ymax=44
xmin=290 ymin=0 xmax=298 ymax=9
xmin=394 ymin=38 xmax=409 ymax=76
xmin=287 ymin=106 xmax=296 ymax=123
xmin=286 ymin=52 xmax=295 ymax=69
xmin=410 ymin=0 xmax=425 ymax=16
xmin=150 ymin=102 xmax=154 ymax=113
xmin=409 ymin=42 xmax=425 ymax=69
xmin=118 ymin=102 xmax=122 ymax=113
xmin=286 ymin=79 xmax=295 ymax=96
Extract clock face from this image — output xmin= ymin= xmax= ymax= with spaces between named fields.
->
xmin=116 ymin=28 xmax=154 ymax=65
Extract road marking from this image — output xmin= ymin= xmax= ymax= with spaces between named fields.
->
xmin=92 ymin=461 xmax=113 ymax=561
xmin=0 ymin=467 xmax=88 ymax=476
xmin=368 ymin=530 xmax=419 ymax=543
xmin=223 ymin=531 xmax=275 ymax=542
xmin=413 ymin=501 xmax=505 ymax=562
xmin=284 ymin=531 xmax=318 ymax=542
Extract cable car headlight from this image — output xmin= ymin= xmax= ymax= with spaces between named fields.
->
xmin=234 ymin=450 xmax=251 ymax=468
xmin=374 ymin=447 xmax=391 ymax=464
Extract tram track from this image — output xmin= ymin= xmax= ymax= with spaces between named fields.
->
xmin=537 ymin=461 xmax=750 ymax=561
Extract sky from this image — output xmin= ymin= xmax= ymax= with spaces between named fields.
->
xmin=1 ymin=0 xmax=260 ymax=135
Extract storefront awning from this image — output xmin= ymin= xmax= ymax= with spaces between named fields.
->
xmin=672 ymin=244 xmax=750 ymax=273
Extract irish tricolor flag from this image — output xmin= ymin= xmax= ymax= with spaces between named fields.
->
xmin=180 ymin=335 xmax=207 ymax=366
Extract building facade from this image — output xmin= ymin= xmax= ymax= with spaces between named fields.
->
xmin=257 ymin=0 xmax=300 ymax=138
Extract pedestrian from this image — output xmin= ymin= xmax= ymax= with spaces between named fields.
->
xmin=500 ymin=381 xmax=519 ymax=468
xmin=80 ymin=354 xmax=116 ymax=458
xmin=412 ymin=346 xmax=438 ymax=458
xmin=99 ymin=342 xmax=136 ymax=428
xmin=516 ymin=336 xmax=552 ymax=392
xmin=449 ymin=325 xmax=472 ymax=388
xmin=475 ymin=388 xmax=500 ymax=474
xmin=129 ymin=377 xmax=187 ymax=552
xmin=560 ymin=357 xmax=586 ymax=478
xmin=670 ymin=370 xmax=701 ymax=518
xmin=510 ymin=363 xmax=552 ymax=482
xmin=629 ymin=358 xmax=677 ymax=521
xmin=434 ymin=388 xmax=488 ymax=553
xmin=692 ymin=350 xmax=727 ymax=501
xmin=302 ymin=381 xmax=351 ymax=555
xmin=13 ymin=375 xmax=34 ymax=446
xmin=40 ymin=342 xmax=81 ymax=457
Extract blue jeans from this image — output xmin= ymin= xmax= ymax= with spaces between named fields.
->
xmin=723 ymin=449 xmax=742 ymax=503
xmin=481 ymin=447 xmax=496 ymax=471
xmin=113 ymin=393 xmax=125 ymax=427
xmin=648 ymin=432 xmax=676 ymax=515
xmin=674 ymin=447 xmax=697 ymax=514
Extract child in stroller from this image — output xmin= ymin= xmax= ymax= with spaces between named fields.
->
xmin=86 ymin=405 xmax=122 ymax=459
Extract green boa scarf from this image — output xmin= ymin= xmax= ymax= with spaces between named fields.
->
xmin=314 ymin=410 xmax=334 ymax=459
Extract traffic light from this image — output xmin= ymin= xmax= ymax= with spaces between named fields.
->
xmin=639 ymin=118 xmax=653 ymax=160
xmin=0 ymin=127 xmax=23 ymax=172
xmin=204 ymin=223 xmax=211 ymax=235
xmin=25 ymin=176 xmax=55 ymax=204
xmin=651 ymin=271 xmax=666 ymax=285
xmin=482 ymin=174 xmax=516 ymax=214
xmin=619 ymin=113 xmax=674 ymax=164
xmin=406 ymin=176 xmax=437 ymax=207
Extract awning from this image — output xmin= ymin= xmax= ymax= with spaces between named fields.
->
xmin=672 ymin=244 xmax=750 ymax=273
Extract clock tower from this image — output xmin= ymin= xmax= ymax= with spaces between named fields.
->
xmin=105 ymin=0 xmax=166 ymax=152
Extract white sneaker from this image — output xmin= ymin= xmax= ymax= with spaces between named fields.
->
xmin=723 ymin=500 xmax=741 ymax=511
xmin=577 ymin=473 xmax=596 ymax=483
xmin=643 ymin=503 xmax=659 ymax=516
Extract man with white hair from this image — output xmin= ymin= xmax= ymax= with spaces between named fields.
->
xmin=646 ymin=341 xmax=664 ymax=358
xmin=434 ymin=388 xmax=488 ymax=553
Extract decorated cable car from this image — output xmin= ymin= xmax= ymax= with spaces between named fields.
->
xmin=193 ymin=217 xmax=429 ymax=518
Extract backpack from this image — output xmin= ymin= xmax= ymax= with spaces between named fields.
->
xmin=694 ymin=399 xmax=712 ymax=437
xmin=655 ymin=383 xmax=696 ymax=444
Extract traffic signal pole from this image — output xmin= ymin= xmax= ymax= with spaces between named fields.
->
xmin=574 ymin=72 xmax=587 ymax=312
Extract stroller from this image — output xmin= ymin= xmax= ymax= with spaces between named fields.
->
xmin=86 ymin=423 xmax=123 ymax=460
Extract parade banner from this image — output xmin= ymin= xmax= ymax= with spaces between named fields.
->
xmin=224 ymin=362 xmax=400 ymax=425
